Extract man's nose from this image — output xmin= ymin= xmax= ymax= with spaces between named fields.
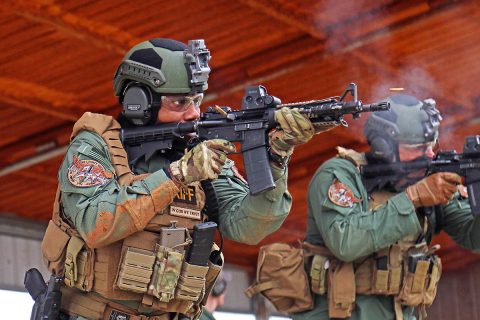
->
xmin=182 ymin=104 xmax=201 ymax=121
xmin=425 ymin=146 xmax=435 ymax=159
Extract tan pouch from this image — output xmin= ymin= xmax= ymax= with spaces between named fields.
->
xmin=423 ymin=255 xmax=442 ymax=306
xmin=202 ymin=244 xmax=224 ymax=305
xmin=41 ymin=220 xmax=71 ymax=275
xmin=397 ymin=259 xmax=430 ymax=306
xmin=116 ymin=231 xmax=159 ymax=294
xmin=245 ymin=243 xmax=312 ymax=314
xmin=175 ymin=262 xmax=209 ymax=301
xmin=117 ymin=247 xmax=156 ymax=293
xmin=310 ymin=254 xmax=329 ymax=295
xmin=328 ymin=261 xmax=355 ymax=318
xmin=372 ymin=248 xmax=389 ymax=295
xmin=64 ymin=235 xmax=95 ymax=292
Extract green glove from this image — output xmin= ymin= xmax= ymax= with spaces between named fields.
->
xmin=269 ymin=107 xmax=314 ymax=157
xmin=169 ymin=139 xmax=236 ymax=185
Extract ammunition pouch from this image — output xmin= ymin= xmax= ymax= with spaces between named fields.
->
xmin=397 ymin=248 xmax=442 ymax=307
xmin=303 ymin=242 xmax=442 ymax=319
xmin=64 ymin=235 xmax=95 ymax=292
xmin=175 ymin=262 xmax=209 ymax=301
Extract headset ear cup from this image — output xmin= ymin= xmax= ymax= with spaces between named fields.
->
xmin=369 ymin=136 xmax=396 ymax=163
xmin=122 ymin=83 xmax=155 ymax=126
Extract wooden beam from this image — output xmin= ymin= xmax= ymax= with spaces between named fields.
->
xmin=0 ymin=77 xmax=85 ymax=121
xmin=2 ymin=0 xmax=140 ymax=54
xmin=237 ymin=0 xmax=327 ymax=40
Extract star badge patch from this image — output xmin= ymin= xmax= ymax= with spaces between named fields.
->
xmin=68 ymin=155 xmax=113 ymax=187
xmin=328 ymin=179 xmax=361 ymax=208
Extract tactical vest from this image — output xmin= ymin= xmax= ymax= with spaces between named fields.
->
xmin=41 ymin=112 xmax=223 ymax=320
xmin=304 ymin=147 xmax=442 ymax=320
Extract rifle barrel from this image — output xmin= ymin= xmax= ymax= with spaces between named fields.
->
xmin=362 ymin=102 xmax=390 ymax=112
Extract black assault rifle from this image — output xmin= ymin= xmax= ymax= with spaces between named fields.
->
xmin=360 ymin=135 xmax=480 ymax=215
xmin=122 ymin=83 xmax=389 ymax=195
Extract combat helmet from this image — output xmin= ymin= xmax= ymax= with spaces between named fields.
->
xmin=364 ymin=94 xmax=442 ymax=163
xmin=113 ymin=38 xmax=211 ymax=126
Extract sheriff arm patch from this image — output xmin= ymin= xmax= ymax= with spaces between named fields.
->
xmin=328 ymin=179 xmax=361 ymax=208
xmin=68 ymin=155 xmax=113 ymax=187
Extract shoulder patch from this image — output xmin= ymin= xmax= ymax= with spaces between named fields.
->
xmin=68 ymin=155 xmax=113 ymax=187
xmin=328 ymin=179 xmax=361 ymax=208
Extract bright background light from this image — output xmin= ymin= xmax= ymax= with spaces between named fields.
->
xmin=0 ymin=289 xmax=34 ymax=319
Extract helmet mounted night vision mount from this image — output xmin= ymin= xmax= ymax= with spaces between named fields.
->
xmin=185 ymin=39 xmax=211 ymax=94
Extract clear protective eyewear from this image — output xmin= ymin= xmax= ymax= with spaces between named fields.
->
xmin=161 ymin=93 xmax=204 ymax=112
xmin=399 ymin=140 xmax=437 ymax=154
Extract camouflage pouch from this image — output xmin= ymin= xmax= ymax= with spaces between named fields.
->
xmin=148 ymin=245 xmax=183 ymax=302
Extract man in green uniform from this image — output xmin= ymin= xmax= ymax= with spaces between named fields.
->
xmin=294 ymin=94 xmax=480 ymax=320
xmin=39 ymin=38 xmax=326 ymax=320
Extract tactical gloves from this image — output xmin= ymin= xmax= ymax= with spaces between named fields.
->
xmin=405 ymin=172 xmax=462 ymax=208
xmin=169 ymin=139 xmax=236 ymax=185
xmin=269 ymin=107 xmax=315 ymax=157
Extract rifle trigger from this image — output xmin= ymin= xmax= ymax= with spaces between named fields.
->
xmin=340 ymin=118 xmax=349 ymax=127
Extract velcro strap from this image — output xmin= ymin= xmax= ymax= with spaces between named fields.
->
xmin=244 ymin=280 xmax=280 ymax=298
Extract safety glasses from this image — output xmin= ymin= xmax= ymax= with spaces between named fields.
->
xmin=161 ymin=93 xmax=204 ymax=112
xmin=399 ymin=140 xmax=437 ymax=154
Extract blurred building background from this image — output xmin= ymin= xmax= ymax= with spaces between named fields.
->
xmin=1 ymin=0 xmax=480 ymax=319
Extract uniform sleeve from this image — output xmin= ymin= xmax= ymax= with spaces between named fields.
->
xmin=213 ymin=160 xmax=292 ymax=245
xmin=59 ymin=131 xmax=179 ymax=249
xmin=308 ymin=159 xmax=422 ymax=262
xmin=436 ymin=194 xmax=480 ymax=252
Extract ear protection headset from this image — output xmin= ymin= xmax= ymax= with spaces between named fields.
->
xmin=367 ymin=131 xmax=398 ymax=163
xmin=121 ymin=82 xmax=161 ymax=126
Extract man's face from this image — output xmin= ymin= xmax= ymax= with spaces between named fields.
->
xmin=156 ymin=93 xmax=203 ymax=123
xmin=398 ymin=141 xmax=436 ymax=162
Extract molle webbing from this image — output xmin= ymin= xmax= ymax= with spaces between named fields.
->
xmin=71 ymin=112 xmax=134 ymax=186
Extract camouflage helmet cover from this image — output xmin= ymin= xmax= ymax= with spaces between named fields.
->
xmin=113 ymin=38 xmax=211 ymax=96
xmin=365 ymin=94 xmax=442 ymax=145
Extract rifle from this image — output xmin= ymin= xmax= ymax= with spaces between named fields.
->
xmin=360 ymin=135 xmax=480 ymax=215
xmin=122 ymin=83 xmax=389 ymax=195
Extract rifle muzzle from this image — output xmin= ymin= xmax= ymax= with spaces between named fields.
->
xmin=363 ymin=101 xmax=390 ymax=112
